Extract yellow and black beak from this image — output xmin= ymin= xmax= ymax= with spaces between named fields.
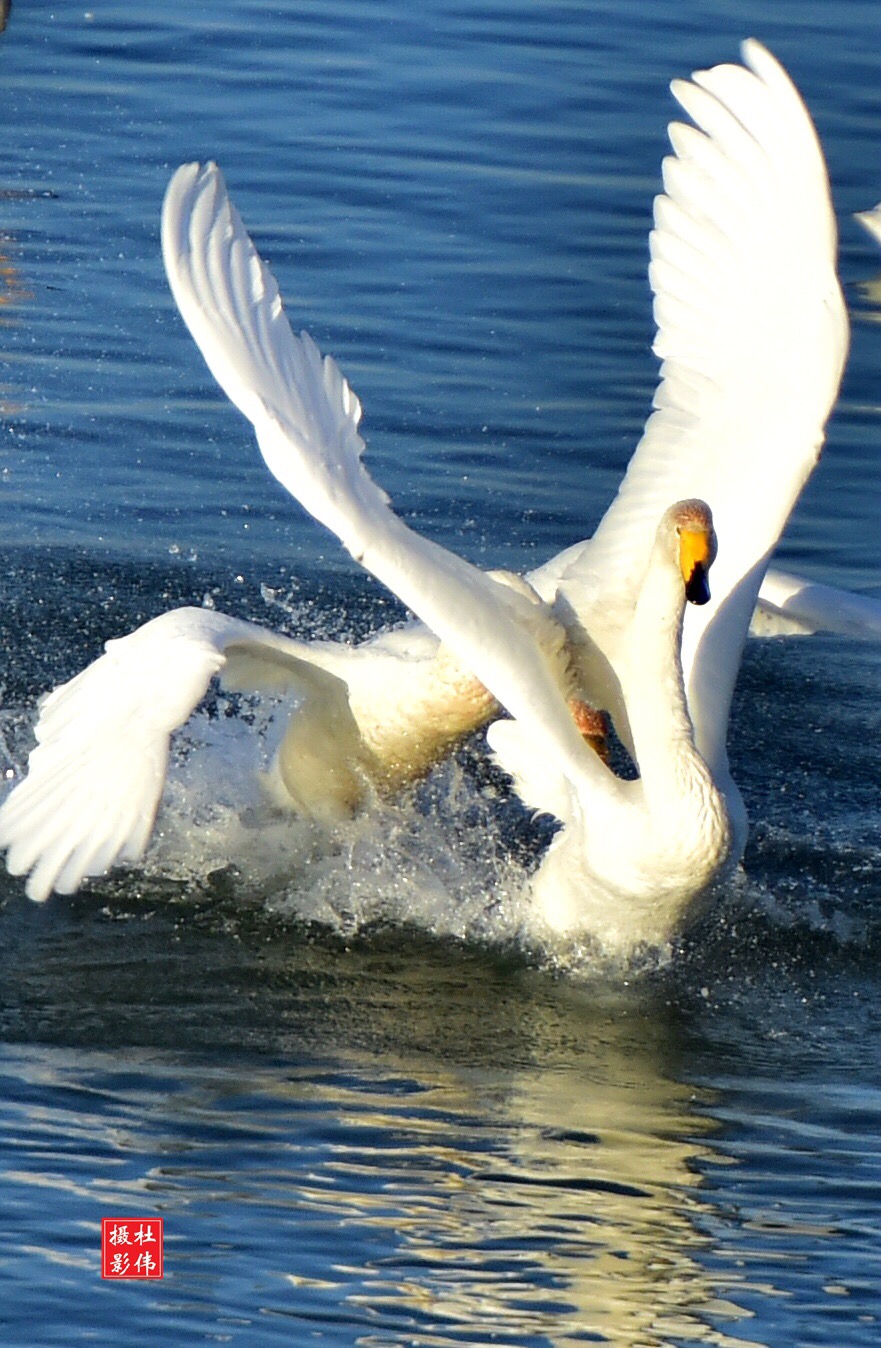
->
xmin=679 ymin=526 xmax=715 ymax=607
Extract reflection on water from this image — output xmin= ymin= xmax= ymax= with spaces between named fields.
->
xmin=0 ymin=996 xmax=758 ymax=1347
xmin=328 ymin=1048 xmax=748 ymax=1347
xmin=857 ymin=272 xmax=881 ymax=324
xmin=0 ymin=235 xmax=29 ymax=416
xmin=0 ymin=247 xmax=27 ymax=312
xmin=3 ymin=893 xmax=879 ymax=1346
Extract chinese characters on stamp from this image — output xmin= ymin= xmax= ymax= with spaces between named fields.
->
xmin=101 ymin=1218 xmax=164 ymax=1279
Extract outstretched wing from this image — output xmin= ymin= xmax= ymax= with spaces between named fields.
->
xmin=162 ymin=162 xmax=616 ymax=809
xmin=0 ymin=607 xmax=358 ymax=900
xmin=554 ymin=41 xmax=848 ymax=779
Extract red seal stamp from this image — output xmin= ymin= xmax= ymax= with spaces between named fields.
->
xmin=101 ymin=1218 xmax=164 ymax=1279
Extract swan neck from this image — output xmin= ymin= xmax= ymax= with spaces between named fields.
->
xmin=623 ymin=548 xmax=698 ymax=796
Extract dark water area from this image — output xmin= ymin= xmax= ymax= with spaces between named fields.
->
xmin=1 ymin=2 xmax=881 ymax=1344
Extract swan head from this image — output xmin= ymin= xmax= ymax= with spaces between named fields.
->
xmin=568 ymin=698 xmax=611 ymax=763
xmin=665 ymin=499 xmax=717 ymax=606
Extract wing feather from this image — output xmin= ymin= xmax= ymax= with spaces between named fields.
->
xmin=162 ymin=162 xmax=618 ymax=815
xmin=555 ymin=40 xmax=848 ymax=780
xmin=752 ymin=568 xmax=881 ymax=640
xmin=0 ymin=607 xmax=379 ymax=900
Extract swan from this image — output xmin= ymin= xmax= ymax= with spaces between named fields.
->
xmin=0 ymin=606 xmax=509 ymax=901
xmin=0 ymin=42 xmax=853 ymax=949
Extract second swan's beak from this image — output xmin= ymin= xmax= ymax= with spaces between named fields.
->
xmin=679 ymin=524 xmax=715 ymax=606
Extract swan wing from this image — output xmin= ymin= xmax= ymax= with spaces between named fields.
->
xmin=0 ymin=607 xmax=361 ymax=900
xmin=751 ymin=568 xmax=881 ymax=639
xmin=557 ymin=41 xmax=848 ymax=777
xmin=162 ymin=162 xmax=613 ymax=809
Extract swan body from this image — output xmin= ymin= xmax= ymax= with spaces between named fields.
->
xmin=493 ymin=500 xmax=733 ymax=947
xmin=0 ymin=41 xmax=856 ymax=951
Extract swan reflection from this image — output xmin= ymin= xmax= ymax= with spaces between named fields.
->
xmin=0 ymin=984 xmax=775 ymax=1347
xmin=258 ymin=1023 xmax=755 ymax=1345
xmin=0 ymin=236 xmax=29 ymax=416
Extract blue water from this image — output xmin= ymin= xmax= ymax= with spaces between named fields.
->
xmin=1 ymin=1 xmax=881 ymax=1344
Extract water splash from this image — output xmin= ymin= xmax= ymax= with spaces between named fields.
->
xmin=1 ymin=589 xmax=880 ymax=980
xmin=130 ymin=692 xmax=535 ymax=948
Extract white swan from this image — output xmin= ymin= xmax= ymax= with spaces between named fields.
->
xmin=0 ymin=42 xmax=853 ymax=949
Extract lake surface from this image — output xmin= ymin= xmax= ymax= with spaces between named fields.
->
xmin=1 ymin=1 xmax=881 ymax=1344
